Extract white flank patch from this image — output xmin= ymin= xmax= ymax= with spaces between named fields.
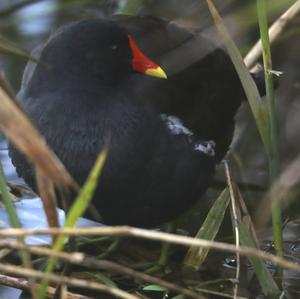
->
xmin=161 ymin=114 xmax=215 ymax=157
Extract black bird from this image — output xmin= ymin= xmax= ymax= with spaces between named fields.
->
xmin=9 ymin=15 xmax=262 ymax=227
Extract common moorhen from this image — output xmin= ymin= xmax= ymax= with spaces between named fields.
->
xmin=9 ymin=15 xmax=262 ymax=227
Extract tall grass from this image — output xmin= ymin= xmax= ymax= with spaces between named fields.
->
xmin=206 ymin=0 xmax=286 ymax=293
xmin=256 ymin=0 xmax=282 ymax=257
xmin=207 ymin=0 xmax=283 ymax=257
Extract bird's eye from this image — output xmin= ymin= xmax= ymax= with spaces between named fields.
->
xmin=111 ymin=45 xmax=118 ymax=50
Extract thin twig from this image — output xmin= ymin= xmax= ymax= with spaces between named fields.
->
xmin=244 ymin=0 xmax=300 ymax=68
xmin=0 ymin=274 xmax=92 ymax=299
xmin=0 ymin=240 xmax=204 ymax=299
xmin=224 ymin=161 xmax=240 ymax=299
xmin=0 ymin=263 xmax=138 ymax=299
xmin=0 ymin=226 xmax=300 ymax=272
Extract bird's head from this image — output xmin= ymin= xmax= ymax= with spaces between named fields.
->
xmin=31 ymin=18 xmax=167 ymax=92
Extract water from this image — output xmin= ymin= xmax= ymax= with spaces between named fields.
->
xmin=15 ymin=0 xmax=56 ymax=36
xmin=0 ymin=139 xmax=102 ymax=298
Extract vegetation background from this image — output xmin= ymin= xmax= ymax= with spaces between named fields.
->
xmin=0 ymin=0 xmax=300 ymax=298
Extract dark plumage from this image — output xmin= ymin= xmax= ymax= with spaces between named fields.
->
xmin=9 ymin=15 xmax=262 ymax=227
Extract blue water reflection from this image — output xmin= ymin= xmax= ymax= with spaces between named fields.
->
xmin=0 ymin=140 xmax=102 ymax=297
xmin=0 ymin=139 xmax=102 ymax=244
xmin=15 ymin=0 xmax=56 ymax=36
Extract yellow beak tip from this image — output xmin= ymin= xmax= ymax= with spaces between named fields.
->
xmin=145 ymin=66 xmax=167 ymax=79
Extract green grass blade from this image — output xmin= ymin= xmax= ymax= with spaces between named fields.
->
xmin=0 ymin=35 xmax=41 ymax=64
xmin=206 ymin=0 xmax=271 ymax=157
xmin=183 ymin=188 xmax=230 ymax=270
xmin=238 ymin=222 xmax=280 ymax=296
xmin=37 ymin=147 xmax=107 ymax=299
xmin=0 ymin=161 xmax=35 ymax=296
xmin=62 ymin=148 xmax=107 ymax=230
xmin=0 ymin=35 xmax=29 ymax=58
xmin=256 ymin=0 xmax=282 ymax=258
xmin=0 ymin=162 xmax=22 ymax=229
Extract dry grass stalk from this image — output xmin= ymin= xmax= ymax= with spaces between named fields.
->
xmin=0 ymin=274 xmax=92 ymax=299
xmin=0 ymin=80 xmax=79 ymax=231
xmin=0 ymin=239 xmax=204 ymax=299
xmin=0 ymin=262 xmax=138 ymax=299
xmin=224 ymin=161 xmax=240 ymax=299
xmin=0 ymin=85 xmax=76 ymax=190
xmin=0 ymin=226 xmax=299 ymax=272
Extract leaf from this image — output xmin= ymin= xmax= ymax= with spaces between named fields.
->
xmin=143 ymin=285 xmax=167 ymax=292
xmin=183 ymin=188 xmax=230 ymax=270
xmin=239 ymin=222 xmax=280 ymax=296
